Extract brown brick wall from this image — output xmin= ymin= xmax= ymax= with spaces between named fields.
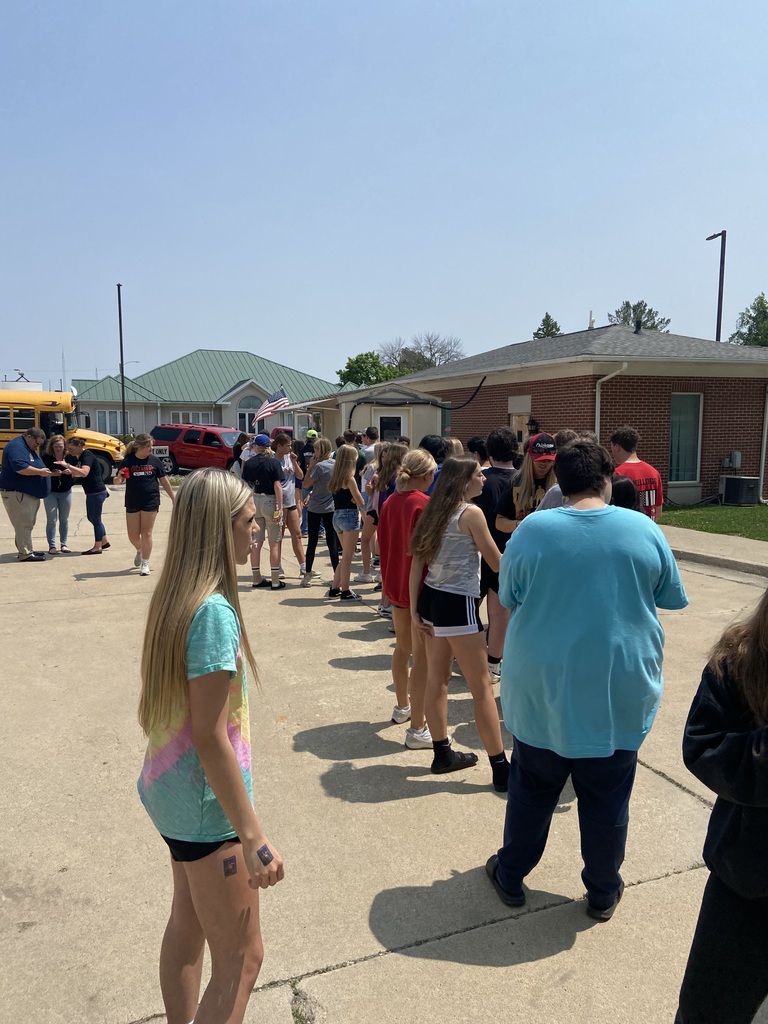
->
xmin=430 ymin=374 xmax=768 ymax=501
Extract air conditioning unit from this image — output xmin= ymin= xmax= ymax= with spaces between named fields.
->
xmin=719 ymin=475 xmax=760 ymax=506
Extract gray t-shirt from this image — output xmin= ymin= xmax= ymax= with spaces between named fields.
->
xmin=307 ymin=458 xmax=335 ymax=513
xmin=536 ymin=483 xmax=564 ymax=511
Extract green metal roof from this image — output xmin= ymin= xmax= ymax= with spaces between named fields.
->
xmin=72 ymin=375 xmax=165 ymax=402
xmin=134 ymin=350 xmax=338 ymax=404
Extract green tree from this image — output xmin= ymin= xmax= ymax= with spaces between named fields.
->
xmin=532 ymin=313 xmax=562 ymax=338
xmin=337 ymin=351 xmax=397 ymax=387
xmin=608 ymin=300 xmax=671 ymax=333
xmin=729 ymin=293 xmax=768 ymax=346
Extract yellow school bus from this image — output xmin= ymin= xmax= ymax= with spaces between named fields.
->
xmin=0 ymin=390 xmax=125 ymax=480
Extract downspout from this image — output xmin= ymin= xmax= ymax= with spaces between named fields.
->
xmin=759 ymin=385 xmax=768 ymax=503
xmin=595 ymin=362 xmax=628 ymax=439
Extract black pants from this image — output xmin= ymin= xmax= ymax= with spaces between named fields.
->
xmin=305 ymin=511 xmax=339 ymax=572
xmin=676 ymin=872 xmax=768 ymax=1024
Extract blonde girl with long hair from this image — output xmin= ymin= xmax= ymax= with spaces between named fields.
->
xmin=301 ymin=436 xmax=340 ymax=586
xmin=119 ymin=432 xmax=175 ymax=576
xmin=409 ymin=457 xmax=509 ymax=790
xmin=137 ymin=468 xmax=283 ymax=1024
xmin=328 ymin=443 xmax=366 ymax=600
xmin=378 ymin=447 xmax=436 ymax=746
xmin=495 ymin=432 xmax=557 ymax=535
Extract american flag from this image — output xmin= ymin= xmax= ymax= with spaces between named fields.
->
xmin=252 ymin=388 xmax=290 ymax=427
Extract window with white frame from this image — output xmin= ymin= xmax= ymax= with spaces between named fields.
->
xmin=97 ymin=410 xmax=123 ymax=435
xmin=170 ymin=411 xmax=211 ymax=425
xmin=669 ymin=393 xmax=702 ymax=482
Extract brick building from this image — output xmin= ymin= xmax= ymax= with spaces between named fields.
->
xmin=396 ymin=324 xmax=768 ymax=505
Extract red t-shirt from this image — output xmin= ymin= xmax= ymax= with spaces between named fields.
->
xmin=614 ymin=460 xmax=663 ymax=521
xmin=378 ymin=489 xmax=429 ymax=608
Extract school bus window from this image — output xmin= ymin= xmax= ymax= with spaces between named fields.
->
xmin=0 ymin=408 xmax=10 ymax=430
xmin=12 ymin=408 xmax=35 ymax=431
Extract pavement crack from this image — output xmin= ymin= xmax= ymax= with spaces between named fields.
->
xmin=637 ymin=758 xmax=714 ymax=808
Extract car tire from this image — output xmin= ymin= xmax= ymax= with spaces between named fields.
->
xmin=160 ymin=454 xmax=178 ymax=475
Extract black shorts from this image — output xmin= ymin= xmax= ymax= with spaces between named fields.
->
xmin=161 ymin=834 xmax=241 ymax=862
xmin=366 ymin=508 xmax=379 ymax=526
xmin=126 ymin=503 xmax=160 ymax=515
xmin=285 ymin=504 xmax=297 ymax=512
xmin=416 ymin=582 xmax=484 ymax=637
xmin=480 ymin=561 xmax=499 ymax=599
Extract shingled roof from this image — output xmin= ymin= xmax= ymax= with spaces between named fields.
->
xmin=398 ymin=325 xmax=768 ymax=383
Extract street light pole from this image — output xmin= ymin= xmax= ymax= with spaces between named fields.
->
xmin=116 ymin=283 xmax=127 ymax=434
xmin=705 ymin=230 xmax=727 ymax=341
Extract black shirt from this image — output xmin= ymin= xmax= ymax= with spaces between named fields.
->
xmin=475 ymin=467 xmax=515 ymax=553
xmin=69 ymin=450 xmax=105 ymax=495
xmin=333 ymin=486 xmax=357 ymax=511
xmin=122 ymin=453 xmax=167 ymax=507
xmin=42 ymin=452 xmax=75 ymax=493
xmin=242 ymin=453 xmax=284 ymax=494
xmin=299 ymin=443 xmax=316 ymax=475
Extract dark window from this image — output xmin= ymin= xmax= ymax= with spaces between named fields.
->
xmin=220 ymin=432 xmax=240 ymax=448
xmin=203 ymin=432 xmax=222 ymax=447
xmin=0 ymin=407 xmax=10 ymax=430
xmin=379 ymin=417 xmax=402 ymax=441
xmin=13 ymin=407 xmax=35 ymax=431
xmin=150 ymin=426 xmax=182 ymax=442
xmin=183 ymin=430 xmax=201 ymax=444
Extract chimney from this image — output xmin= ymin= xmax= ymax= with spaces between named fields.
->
xmin=634 ymin=318 xmax=642 ymax=334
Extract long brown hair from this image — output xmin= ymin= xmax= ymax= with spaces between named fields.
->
xmin=516 ymin=453 xmax=557 ymax=511
xmin=376 ymin=443 xmax=407 ymax=492
xmin=410 ymin=456 xmax=477 ymax=563
xmin=708 ymin=587 xmax=768 ymax=725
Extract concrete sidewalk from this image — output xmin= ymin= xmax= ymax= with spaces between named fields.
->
xmin=1 ymin=491 xmax=767 ymax=1024
xmin=661 ymin=523 xmax=768 ymax=578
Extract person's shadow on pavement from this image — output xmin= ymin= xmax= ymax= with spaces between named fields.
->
xmin=369 ymin=866 xmax=590 ymax=966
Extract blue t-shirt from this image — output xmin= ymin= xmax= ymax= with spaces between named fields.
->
xmin=0 ymin=436 xmax=50 ymax=498
xmin=137 ymin=594 xmax=252 ymax=842
xmin=498 ymin=505 xmax=688 ymax=757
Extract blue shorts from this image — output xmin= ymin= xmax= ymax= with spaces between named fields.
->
xmin=333 ymin=508 xmax=360 ymax=534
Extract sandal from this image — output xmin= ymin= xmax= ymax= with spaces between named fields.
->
xmin=270 ymin=580 xmax=286 ymax=590
xmin=252 ymin=578 xmax=272 ymax=588
xmin=431 ymin=750 xmax=479 ymax=775
xmin=60 ymin=546 xmax=71 ymax=553
xmin=101 ymin=542 xmax=111 ymax=550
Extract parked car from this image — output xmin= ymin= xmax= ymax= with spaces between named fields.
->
xmin=150 ymin=424 xmax=241 ymax=474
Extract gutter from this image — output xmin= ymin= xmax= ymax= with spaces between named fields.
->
xmin=759 ymin=386 xmax=768 ymax=502
xmin=594 ymin=362 xmax=628 ymax=438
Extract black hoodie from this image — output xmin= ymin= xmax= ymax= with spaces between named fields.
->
xmin=683 ymin=664 xmax=768 ymax=899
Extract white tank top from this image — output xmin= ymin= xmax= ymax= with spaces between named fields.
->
xmin=424 ymin=503 xmax=481 ymax=598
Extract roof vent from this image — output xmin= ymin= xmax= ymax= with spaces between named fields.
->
xmin=634 ymin=318 xmax=642 ymax=334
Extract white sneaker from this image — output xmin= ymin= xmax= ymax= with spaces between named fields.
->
xmin=489 ymin=661 xmax=502 ymax=680
xmin=377 ymin=605 xmax=392 ymax=619
xmin=310 ymin=569 xmax=321 ymax=578
xmin=134 ymin=550 xmax=142 ymax=567
xmin=300 ymin=572 xmax=313 ymax=588
xmin=391 ymin=704 xmax=411 ymax=724
xmin=140 ymin=561 xmax=150 ymax=576
xmin=354 ymin=572 xmax=374 ymax=583
xmin=405 ymin=725 xmax=433 ymax=749
xmin=277 ymin=566 xmax=286 ymax=580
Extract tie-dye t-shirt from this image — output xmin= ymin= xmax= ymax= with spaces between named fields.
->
xmin=137 ymin=594 xmax=252 ymax=842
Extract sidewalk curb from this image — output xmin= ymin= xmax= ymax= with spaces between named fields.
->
xmin=671 ymin=548 xmax=768 ymax=579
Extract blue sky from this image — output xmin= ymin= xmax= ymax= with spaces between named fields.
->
xmin=2 ymin=0 xmax=766 ymax=390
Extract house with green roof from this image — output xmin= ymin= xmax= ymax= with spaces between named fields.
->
xmin=72 ymin=349 xmax=339 ymax=437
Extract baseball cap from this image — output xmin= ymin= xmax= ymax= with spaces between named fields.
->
xmin=305 ymin=429 xmax=318 ymax=439
xmin=254 ymin=433 xmax=271 ymax=447
xmin=528 ymin=432 xmax=557 ymax=461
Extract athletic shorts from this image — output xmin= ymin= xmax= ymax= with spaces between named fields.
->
xmin=161 ymin=834 xmax=241 ymax=862
xmin=366 ymin=508 xmax=379 ymax=526
xmin=480 ymin=561 xmax=499 ymax=599
xmin=253 ymin=493 xmax=282 ymax=542
xmin=125 ymin=502 xmax=160 ymax=515
xmin=284 ymin=504 xmax=297 ymax=513
xmin=416 ymin=582 xmax=484 ymax=637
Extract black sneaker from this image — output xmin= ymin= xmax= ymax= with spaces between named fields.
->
xmin=340 ymin=589 xmax=361 ymax=601
xmin=327 ymin=587 xmax=341 ymax=598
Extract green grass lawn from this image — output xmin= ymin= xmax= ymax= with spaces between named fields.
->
xmin=659 ymin=503 xmax=768 ymax=541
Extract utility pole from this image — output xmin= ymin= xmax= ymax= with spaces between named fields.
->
xmin=117 ymin=283 xmax=127 ymax=433
xmin=705 ymin=230 xmax=727 ymax=341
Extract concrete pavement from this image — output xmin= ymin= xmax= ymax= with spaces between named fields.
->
xmin=1 ymin=489 xmax=767 ymax=1023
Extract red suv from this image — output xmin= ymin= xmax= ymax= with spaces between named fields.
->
xmin=150 ymin=424 xmax=242 ymax=474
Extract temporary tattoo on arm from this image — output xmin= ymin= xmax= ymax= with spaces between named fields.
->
xmin=223 ymin=855 xmax=237 ymax=877
xmin=257 ymin=844 xmax=274 ymax=866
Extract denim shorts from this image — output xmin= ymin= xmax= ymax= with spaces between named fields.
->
xmin=333 ymin=508 xmax=360 ymax=534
